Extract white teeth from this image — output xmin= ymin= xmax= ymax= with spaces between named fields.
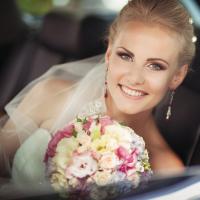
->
xmin=121 ymin=86 xmax=145 ymax=97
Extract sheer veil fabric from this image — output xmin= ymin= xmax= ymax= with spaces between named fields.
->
xmin=0 ymin=55 xmax=107 ymax=194
xmin=5 ymin=54 xmax=106 ymax=138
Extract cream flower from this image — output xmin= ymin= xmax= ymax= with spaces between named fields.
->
xmin=105 ymin=124 xmax=133 ymax=144
xmin=105 ymin=137 xmax=119 ymax=151
xmin=68 ymin=152 xmax=97 ymax=178
xmin=50 ymin=172 xmax=68 ymax=191
xmin=99 ymin=152 xmax=120 ymax=169
xmin=135 ymin=161 xmax=144 ymax=172
xmin=56 ymin=137 xmax=78 ymax=154
xmin=68 ymin=177 xmax=79 ymax=188
xmin=54 ymin=137 xmax=78 ymax=169
xmin=53 ymin=153 xmax=70 ymax=170
xmin=74 ymin=121 xmax=84 ymax=132
xmin=93 ymin=170 xmax=112 ymax=186
xmin=76 ymin=132 xmax=92 ymax=153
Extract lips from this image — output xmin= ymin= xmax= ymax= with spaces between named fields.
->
xmin=119 ymin=84 xmax=148 ymax=97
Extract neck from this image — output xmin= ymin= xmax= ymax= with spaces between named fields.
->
xmin=104 ymin=95 xmax=153 ymax=133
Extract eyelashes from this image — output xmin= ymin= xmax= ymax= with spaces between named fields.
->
xmin=116 ymin=51 xmax=166 ymax=71
xmin=147 ymin=63 xmax=166 ymax=71
xmin=116 ymin=51 xmax=133 ymax=62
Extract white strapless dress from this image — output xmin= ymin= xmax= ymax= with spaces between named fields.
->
xmin=12 ymin=128 xmax=51 ymax=186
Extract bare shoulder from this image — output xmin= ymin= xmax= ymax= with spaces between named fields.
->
xmin=20 ymin=78 xmax=72 ymax=103
xmin=144 ymin=117 xmax=184 ymax=173
xmin=17 ymin=78 xmax=75 ymax=125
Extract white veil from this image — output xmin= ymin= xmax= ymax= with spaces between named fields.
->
xmin=0 ymin=54 xmax=107 ymax=183
xmin=5 ymin=54 xmax=106 ymax=138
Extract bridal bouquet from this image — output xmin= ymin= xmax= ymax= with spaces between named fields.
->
xmin=44 ymin=115 xmax=152 ymax=199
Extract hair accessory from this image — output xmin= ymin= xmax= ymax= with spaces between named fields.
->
xmin=192 ymin=36 xmax=197 ymax=43
xmin=166 ymin=90 xmax=175 ymax=120
xmin=189 ymin=17 xmax=193 ymax=24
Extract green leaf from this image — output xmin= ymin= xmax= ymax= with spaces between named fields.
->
xmin=76 ymin=118 xmax=82 ymax=123
xmin=82 ymin=117 xmax=88 ymax=124
xmin=73 ymin=130 xmax=78 ymax=137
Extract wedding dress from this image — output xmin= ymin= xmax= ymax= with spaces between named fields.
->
xmin=12 ymin=128 xmax=51 ymax=185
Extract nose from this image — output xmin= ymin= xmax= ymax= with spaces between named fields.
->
xmin=126 ymin=65 xmax=145 ymax=85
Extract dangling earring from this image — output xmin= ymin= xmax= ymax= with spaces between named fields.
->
xmin=166 ymin=90 xmax=175 ymax=120
xmin=104 ymin=67 xmax=108 ymax=98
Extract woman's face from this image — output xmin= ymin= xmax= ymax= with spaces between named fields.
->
xmin=105 ymin=21 xmax=188 ymax=115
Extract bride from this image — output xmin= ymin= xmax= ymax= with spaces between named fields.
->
xmin=0 ymin=0 xmax=196 ymax=188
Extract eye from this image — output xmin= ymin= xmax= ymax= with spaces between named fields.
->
xmin=147 ymin=63 xmax=165 ymax=71
xmin=117 ymin=52 xmax=133 ymax=62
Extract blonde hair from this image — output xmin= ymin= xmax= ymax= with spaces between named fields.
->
xmin=108 ymin=0 xmax=196 ymax=67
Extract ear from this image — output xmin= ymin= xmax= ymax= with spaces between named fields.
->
xmin=169 ymin=64 xmax=189 ymax=90
xmin=105 ymin=44 xmax=112 ymax=64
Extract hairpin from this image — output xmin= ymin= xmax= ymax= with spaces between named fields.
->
xmin=189 ymin=17 xmax=193 ymax=25
xmin=192 ymin=36 xmax=197 ymax=43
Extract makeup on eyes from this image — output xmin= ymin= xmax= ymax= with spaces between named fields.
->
xmin=116 ymin=46 xmax=169 ymax=70
xmin=146 ymin=62 xmax=167 ymax=71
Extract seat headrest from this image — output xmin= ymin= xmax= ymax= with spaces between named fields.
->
xmin=0 ymin=1 xmax=27 ymax=45
xmin=79 ymin=14 xmax=115 ymax=58
xmin=38 ymin=12 xmax=80 ymax=55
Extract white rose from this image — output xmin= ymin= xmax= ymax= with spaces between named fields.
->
xmin=106 ymin=138 xmax=118 ymax=151
xmin=76 ymin=132 xmax=91 ymax=146
xmin=68 ymin=152 xmax=97 ymax=178
xmin=53 ymin=153 xmax=70 ymax=170
xmin=135 ymin=161 xmax=144 ymax=172
xmin=99 ymin=152 xmax=120 ymax=169
xmin=93 ymin=170 xmax=112 ymax=186
xmin=50 ymin=172 xmax=68 ymax=191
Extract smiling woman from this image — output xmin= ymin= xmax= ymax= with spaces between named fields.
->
xmin=0 ymin=0 xmax=197 ymax=196
xmin=105 ymin=21 xmax=187 ymax=116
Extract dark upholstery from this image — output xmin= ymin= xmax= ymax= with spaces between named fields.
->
xmin=155 ymin=85 xmax=200 ymax=165
xmin=0 ymin=0 xmax=28 ymax=110
xmin=79 ymin=14 xmax=115 ymax=58
xmin=38 ymin=11 xmax=80 ymax=56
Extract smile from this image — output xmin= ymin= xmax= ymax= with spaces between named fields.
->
xmin=120 ymin=85 xmax=148 ymax=97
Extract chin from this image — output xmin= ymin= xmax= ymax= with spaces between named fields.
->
xmin=115 ymin=102 xmax=144 ymax=115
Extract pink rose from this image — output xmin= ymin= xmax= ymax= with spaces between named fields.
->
xmin=116 ymin=147 xmax=138 ymax=165
xmin=116 ymin=146 xmax=130 ymax=160
xmin=119 ymin=163 xmax=134 ymax=174
xmin=44 ymin=124 xmax=74 ymax=162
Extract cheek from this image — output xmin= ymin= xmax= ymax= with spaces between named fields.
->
xmin=145 ymin=73 xmax=172 ymax=95
xmin=107 ymin=54 xmax=130 ymax=83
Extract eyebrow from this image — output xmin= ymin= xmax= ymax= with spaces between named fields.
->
xmin=117 ymin=47 xmax=134 ymax=57
xmin=117 ymin=46 xmax=169 ymax=66
xmin=147 ymin=58 xmax=169 ymax=66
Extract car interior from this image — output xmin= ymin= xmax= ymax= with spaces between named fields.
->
xmin=0 ymin=0 xmax=200 ymax=198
